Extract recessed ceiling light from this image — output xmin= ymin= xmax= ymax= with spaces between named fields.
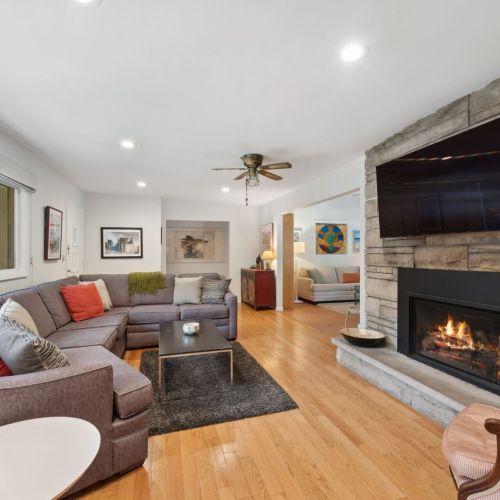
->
xmin=442 ymin=156 xmax=452 ymax=160
xmin=137 ymin=181 xmax=146 ymax=188
xmin=74 ymin=0 xmax=102 ymax=5
xmin=221 ymin=186 xmax=230 ymax=193
xmin=120 ymin=139 xmax=135 ymax=150
xmin=340 ymin=43 xmax=367 ymax=62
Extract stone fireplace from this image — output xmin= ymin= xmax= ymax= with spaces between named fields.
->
xmin=398 ymin=268 xmax=500 ymax=395
xmin=332 ymin=77 xmax=500 ymax=425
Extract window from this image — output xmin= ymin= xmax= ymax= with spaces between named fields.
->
xmin=0 ymin=183 xmax=15 ymax=270
xmin=0 ymin=175 xmax=32 ymax=282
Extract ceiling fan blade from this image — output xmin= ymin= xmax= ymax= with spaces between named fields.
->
xmin=234 ymin=172 xmax=248 ymax=181
xmin=260 ymin=162 xmax=292 ymax=170
xmin=212 ymin=168 xmax=247 ymax=171
xmin=259 ymin=170 xmax=283 ymax=181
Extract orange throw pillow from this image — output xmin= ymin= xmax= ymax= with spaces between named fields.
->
xmin=60 ymin=283 xmax=104 ymax=322
xmin=343 ymin=272 xmax=360 ymax=284
xmin=0 ymin=359 xmax=12 ymax=377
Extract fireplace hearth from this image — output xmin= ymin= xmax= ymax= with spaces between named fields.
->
xmin=398 ymin=268 xmax=500 ymax=395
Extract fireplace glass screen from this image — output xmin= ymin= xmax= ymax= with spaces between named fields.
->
xmin=413 ymin=298 xmax=500 ymax=385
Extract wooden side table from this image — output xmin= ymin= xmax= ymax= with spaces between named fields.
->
xmin=0 ymin=417 xmax=100 ymax=499
xmin=241 ymin=268 xmax=276 ymax=310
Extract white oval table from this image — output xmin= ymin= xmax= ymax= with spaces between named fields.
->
xmin=0 ymin=417 xmax=101 ymax=500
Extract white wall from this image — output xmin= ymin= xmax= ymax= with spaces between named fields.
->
xmin=0 ymin=126 xmax=84 ymax=293
xmin=294 ymin=194 xmax=361 ymax=271
xmin=162 ymin=199 xmax=260 ymax=300
xmin=259 ymin=156 xmax=365 ymax=312
xmin=84 ymin=193 xmax=162 ymax=274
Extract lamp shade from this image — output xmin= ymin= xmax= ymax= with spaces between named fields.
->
xmin=261 ymin=250 xmax=275 ymax=261
xmin=294 ymin=241 xmax=305 ymax=254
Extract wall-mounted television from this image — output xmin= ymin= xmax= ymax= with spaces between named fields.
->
xmin=376 ymin=116 xmax=500 ymax=238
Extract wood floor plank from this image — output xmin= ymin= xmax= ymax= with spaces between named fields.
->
xmin=77 ymin=303 xmax=456 ymax=500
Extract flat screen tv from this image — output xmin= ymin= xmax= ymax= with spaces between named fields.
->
xmin=376 ymin=116 xmax=500 ymax=238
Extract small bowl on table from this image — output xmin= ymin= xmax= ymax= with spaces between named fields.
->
xmin=340 ymin=327 xmax=386 ymax=347
xmin=182 ymin=322 xmax=200 ymax=336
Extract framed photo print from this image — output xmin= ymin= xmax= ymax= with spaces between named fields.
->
xmin=44 ymin=206 xmax=63 ymax=261
xmin=101 ymin=227 xmax=143 ymax=259
xmin=294 ymin=227 xmax=302 ymax=242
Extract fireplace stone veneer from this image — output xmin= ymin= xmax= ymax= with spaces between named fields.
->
xmin=398 ymin=268 xmax=500 ymax=395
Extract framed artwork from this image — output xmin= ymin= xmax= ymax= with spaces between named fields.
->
xmin=101 ymin=227 xmax=143 ymax=259
xmin=260 ymin=223 xmax=274 ymax=253
xmin=315 ymin=223 xmax=347 ymax=255
xmin=44 ymin=206 xmax=63 ymax=260
xmin=293 ymin=227 xmax=302 ymax=242
xmin=166 ymin=228 xmax=225 ymax=263
xmin=353 ymin=229 xmax=361 ymax=253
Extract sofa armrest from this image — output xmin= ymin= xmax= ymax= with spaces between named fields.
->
xmin=225 ymin=291 xmax=238 ymax=340
xmin=0 ymin=363 xmax=115 ymax=491
xmin=298 ymin=276 xmax=314 ymax=298
xmin=0 ymin=362 xmax=113 ymax=430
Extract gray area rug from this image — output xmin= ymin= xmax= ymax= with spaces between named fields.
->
xmin=139 ymin=343 xmax=298 ymax=435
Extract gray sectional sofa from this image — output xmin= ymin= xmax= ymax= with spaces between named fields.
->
xmin=297 ymin=266 xmax=360 ymax=303
xmin=0 ymin=272 xmax=237 ymax=496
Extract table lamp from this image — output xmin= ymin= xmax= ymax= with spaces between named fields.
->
xmin=261 ymin=250 xmax=275 ymax=270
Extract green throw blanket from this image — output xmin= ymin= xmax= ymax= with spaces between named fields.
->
xmin=128 ymin=272 xmax=165 ymax=295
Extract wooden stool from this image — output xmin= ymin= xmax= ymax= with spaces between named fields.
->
xmin=443 ymin=403 xmax=500 ymax=499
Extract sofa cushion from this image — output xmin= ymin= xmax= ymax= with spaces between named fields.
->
xmin=79 ymin=279 xmax=113 ymax=311
xmin=48 ymin=326 xmax=118 ymax=351
xmin=128 ymin=304 xmax=180 ymax=324
xmin=79 ymin=274 xmax=130 ymax=307
xmin=307 ymin=267 xmax=338 ymax=284
xmin=65 ymin=346 xmax=153 ymax=419
xmin=179 ymin=304 xmax=229 ymax=320
xmin=311 ymin=283 xmax=357 ymax=293
xmin=173 ymin=276 xmax=202 ymax=305
xmin=335 ymin=266 xmax=360 ymax=284
xmin=60 ymin=283 xmax=104 ymax=322
xmin=130 ymin=274 xmax=175 ymax=306
xmin=442 ymin=403 xmax=500 ymax=480
xmin=36 ymin=277 xmax=78 ymax=329
xmin=57 ymin=313 xmax=128 ymax=338
xmin=0 ymin=298 xmax=39 ymax=335
xmin=105 ymin=306 xmax=131 ymax=316
xmin=0 ymin=318 xmax=70 ymax=375
xmin=342 ymin=272 xmax=360 ymax=284
xmin=0 ymin=288 xmax=56 ymax=338
xmin=201 ymin=279 xmax=231 ymax=304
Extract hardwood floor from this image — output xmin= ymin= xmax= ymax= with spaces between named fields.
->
xmin=79 ymin=303 xmax=456 ymax=500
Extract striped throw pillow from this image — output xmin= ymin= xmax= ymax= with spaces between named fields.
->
xmin=201 ymin=279 xmax=231 ymax=304
xmin=0 ymin=315 xmax=69 ymax=375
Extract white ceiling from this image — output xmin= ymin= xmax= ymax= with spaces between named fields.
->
xmin=1 ymin=0 xmax=500 ymax=206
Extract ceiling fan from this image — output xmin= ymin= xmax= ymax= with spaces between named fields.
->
xmin=212 ymin=153 xmax=292 ymax=205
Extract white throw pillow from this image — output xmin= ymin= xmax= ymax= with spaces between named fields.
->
xmin=79 ymin=279 xmax=113 ymax=311
xmin=0 ymin=298 xmax=39 ymax=335
xmin=173 ymin=276 xmax=203 ymax=305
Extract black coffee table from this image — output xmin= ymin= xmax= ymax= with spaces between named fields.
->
xmin=158 ymin=319 xmax=233 ymax=388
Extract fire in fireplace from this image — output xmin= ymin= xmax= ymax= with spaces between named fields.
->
xmin=398 ymin=268 xmax=500 ymax=395
xmin=414 ymin=299 xmax=499 ymax=386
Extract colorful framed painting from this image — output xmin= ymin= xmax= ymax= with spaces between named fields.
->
xmin=260 ymin=223 xmax=274 ymax=253
xmin=315 ymin=223 xmax=347 ymax=255
xmin=44 ymin=206 xmax=63 ymax=260
xmin=353 ymin=229 xmax=361 ymax=253
xmin=101 ymin=227 xmax=143 ymax=259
